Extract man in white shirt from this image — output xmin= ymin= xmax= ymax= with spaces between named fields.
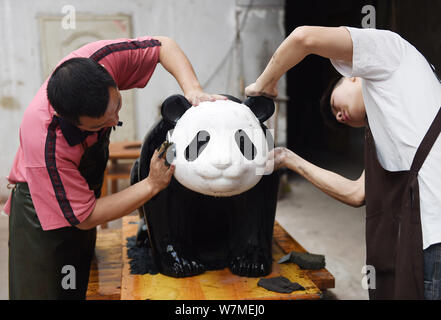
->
xmin=246 ymin=26 xmax=441 ymax=300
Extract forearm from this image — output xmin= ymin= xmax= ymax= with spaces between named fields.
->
xmin=77 ymin=178 xmax=158 ymax=230
xmin=255 ymin=28 xmax=309 ymax=90
xmin=254 ymin=26 xmax=352 ymax=92
xmin=285 ymin=152 xmax=365 ymax=207
xmin=155 ymin=36 xmax=202 ymax=94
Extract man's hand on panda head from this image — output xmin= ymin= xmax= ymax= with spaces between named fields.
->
xmin=245 ymin=81 xmax=278 ymax=99
xmin=184 ymin=88 xmax=227 ymax=106
xmin=146 ymin=148 xmax=175 ymax=194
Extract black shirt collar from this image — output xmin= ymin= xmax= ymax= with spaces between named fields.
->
xmin=57 ymin=116 xmax=95 ymax=147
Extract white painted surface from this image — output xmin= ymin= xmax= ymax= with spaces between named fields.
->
xmin=171 ymin=100 xmax=268 ymax=197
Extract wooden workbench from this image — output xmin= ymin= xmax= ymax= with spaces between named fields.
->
xmin=87 ymin=216 xmax=334 ymax=300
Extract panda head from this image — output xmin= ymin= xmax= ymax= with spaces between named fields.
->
xmin=161 ymin=94 xmax=275 ymax=197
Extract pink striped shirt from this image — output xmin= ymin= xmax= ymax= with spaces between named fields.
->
xmin=4 ymin=36 xmax=161 ymax=230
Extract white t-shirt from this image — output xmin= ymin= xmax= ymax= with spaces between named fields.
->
xmin=331 ymin=27 xmax=441 ymax=250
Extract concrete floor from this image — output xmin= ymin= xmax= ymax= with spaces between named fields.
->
xmin=276 ymin=176 xmax=368 ymax=300
xmin=0 ymin=173 xmax=368 ymax=300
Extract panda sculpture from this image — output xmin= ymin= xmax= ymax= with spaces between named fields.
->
xmin=131 ymin=94 xmax=280 ymax=278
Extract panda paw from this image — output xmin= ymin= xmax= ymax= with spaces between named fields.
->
xmin=159 ymin=245 xmax=205 ymax=278
xmin=229 ymin=253 xmax=272 ymax=277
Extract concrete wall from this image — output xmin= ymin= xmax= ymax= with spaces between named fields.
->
xmin=0 ymin=0 xmax=286 ymax=199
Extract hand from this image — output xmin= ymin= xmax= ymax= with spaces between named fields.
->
xmin=146 ymin=148 xmax=175 ymax=194
xmin=245 ymin=82 xmax=278 ymax=99
xmin=265 ymin=147 xmax=289 ymax=173
xmin=184 ymin=89 xmax=228 ymax=106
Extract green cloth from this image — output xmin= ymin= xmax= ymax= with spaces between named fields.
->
xmin=8 ymin=183 xmax=96 ymax=300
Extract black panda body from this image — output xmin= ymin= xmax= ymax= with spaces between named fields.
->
xmin=132 ymin=95 xmax=280 ymax=278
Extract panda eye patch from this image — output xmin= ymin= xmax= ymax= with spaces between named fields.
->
xmin=235 ymin=130 xmax=256 ymax=160
xmin=185 ymin=130 xmax=210 ymax=161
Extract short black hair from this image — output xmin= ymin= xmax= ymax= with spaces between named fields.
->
xmin=47 ymin=57 xmax=117 ymax=125
xmin=320 ymin=76 xmax=345 ymax=130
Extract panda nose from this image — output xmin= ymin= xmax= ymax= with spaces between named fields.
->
xmin=210 ymin=150 xmax=232 ymax=170
xmin=212 ymin=161 xmax=231 ymax=170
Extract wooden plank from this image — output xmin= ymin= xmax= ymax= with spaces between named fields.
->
xmin=273 ymin=221 xmax=335 ymax=290
xmin=86 ymin=228 xmax=123 ymax=300
xmin=121 ymin=216 xmax=324 ymax=300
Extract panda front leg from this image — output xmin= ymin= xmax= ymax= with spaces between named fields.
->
xmin=148 ymin=219 xmax=206 ymax=278
xmin=228 ymin=216 xmax=273 ymax=277
xmin=148 ymin=180 xmax=206 ymax=278
xmin=229 ymin=244 xmax=273 ymax=277
xmin=228 ymin=174 xmax=279 ymax=277
xmin=157 ymin=244 xmax=205 ymax=278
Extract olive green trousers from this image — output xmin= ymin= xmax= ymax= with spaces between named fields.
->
xmin=8 ymin=183 xmax=96 ymax=300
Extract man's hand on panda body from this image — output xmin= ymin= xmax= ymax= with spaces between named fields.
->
xmin=265 ymin=147 xmax=288 ymax=173
xmin=147 ymin=148 xmax=176 ymax=195
xmin=271 ymin=147 xmax=365 ymax=208
xmin=76 ymin=148 xmax=174 ymax=230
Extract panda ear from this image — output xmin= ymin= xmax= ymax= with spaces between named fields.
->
xmin=219 ymin=94 xmax=242 ymax=104
xmin=243 ymin=96 xmax=275 ymax=122
xmin=161 ymin=94 xmax=192 ymax=125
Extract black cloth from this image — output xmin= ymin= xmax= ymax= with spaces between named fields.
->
xmin=278 ymin=251 xmax=326 ymax=270
xmin=257 ymin=276 xmax=305 ymax=294
xmin=126 ymin=220 xmax=158 ymax=275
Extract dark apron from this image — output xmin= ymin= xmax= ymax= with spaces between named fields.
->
xmin=78 ymin=127 xmax=111 ymax=198
xmin=9 ymin=119 xmax=111 ymax=300
xmin=365 ymin=107 xmax=441 ymax=300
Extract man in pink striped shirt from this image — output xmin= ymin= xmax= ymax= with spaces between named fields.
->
xmin=6 ymin=35 xmax=226 ymax=299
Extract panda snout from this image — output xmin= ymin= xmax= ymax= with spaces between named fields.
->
xmin=195 ymin=162 xmax=246 ymax=180
xmin=209 ymin=153 xmax=233 ymax=171
xmin=196 ymin=166 xmax=223 ymax=179
xmin=212 ymin=162 xmax=231 ymax=170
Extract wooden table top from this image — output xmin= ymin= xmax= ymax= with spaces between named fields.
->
xmin=86 ymin=228 xmax=123 ymax=300
xmin=108 ymin=141 xmax=141 ymax=160
xmin=87 ymin=216 xmax=334 ymax=300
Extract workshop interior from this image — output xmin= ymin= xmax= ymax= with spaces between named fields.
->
xmin=0 ymin=0 xmax=440 ymax=304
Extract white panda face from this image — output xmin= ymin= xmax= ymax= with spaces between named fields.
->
xmin=169 ymin=99 xmax=269 ymax=197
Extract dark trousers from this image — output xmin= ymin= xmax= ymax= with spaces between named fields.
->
xmin=424 ymin=242 xmax=441 ymax=300
xmin=8 ymin=183 xmax=96 ymax=300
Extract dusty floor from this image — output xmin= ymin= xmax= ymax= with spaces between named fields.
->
xmin=0 ymin=173 xmax=368 ymax=300
xmin=276 ymin=176 xmax=368 ymax=300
